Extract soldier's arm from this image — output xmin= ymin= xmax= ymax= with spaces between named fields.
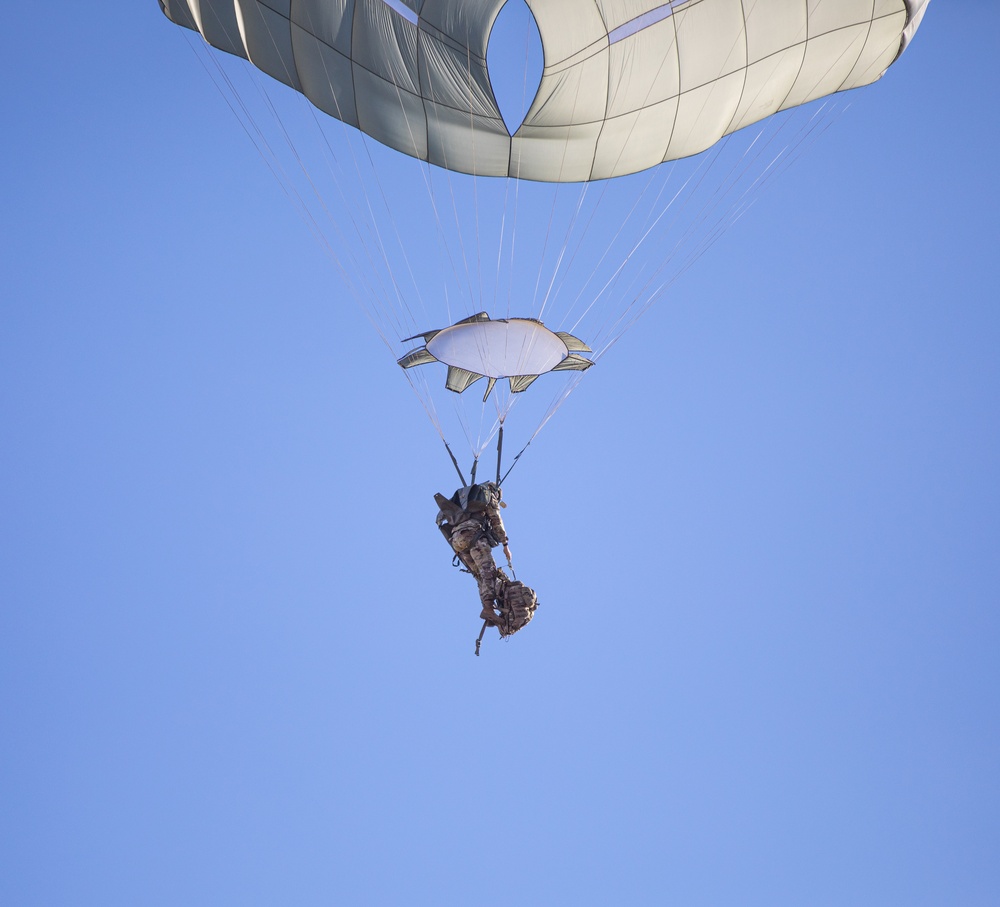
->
xmin=489 ymin=510 xmax=508 ymax=545
xmin=488 ymin=510 xmax=512 ymax=564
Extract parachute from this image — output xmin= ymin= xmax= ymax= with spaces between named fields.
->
xmin=159 ymin=0 xmax=930 ymax=477
xmin=160 ymin=0 xmax=929 ymax=179
xmin=398 ymin=312 xmax=593 ymax=399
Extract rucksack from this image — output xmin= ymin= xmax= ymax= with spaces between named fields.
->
xmin=498 ymin=579 xmax=538 ymax=638
xmin=452 ymin=482 xmax=500 ymax=512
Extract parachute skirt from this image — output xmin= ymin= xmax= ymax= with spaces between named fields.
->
xmin=160 ymin=0 xmax=930 ymax=182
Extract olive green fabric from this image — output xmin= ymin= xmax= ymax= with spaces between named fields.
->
xmin=160 ymin=0 xmax=930 ymax=181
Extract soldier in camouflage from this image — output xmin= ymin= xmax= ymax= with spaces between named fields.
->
xmin=434 ymin=481 xmax=512 ymax=626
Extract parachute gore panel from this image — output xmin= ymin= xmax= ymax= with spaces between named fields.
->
xmin=161 ymin=0 xmax=931 ymax=180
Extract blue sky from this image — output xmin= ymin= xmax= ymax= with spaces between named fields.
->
xmin=2 ymin=3 xmax=998 ymax=905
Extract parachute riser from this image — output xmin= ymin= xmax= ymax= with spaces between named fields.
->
xmin=495 ymin=424 xmax=504 ymax=486
xmin=454 ymin=423 xmax=505 ymax=491
xmin=444 ymin=440 xmax=467 ymax=487
xmin=499 ymin=440 xmax=531 ymax=488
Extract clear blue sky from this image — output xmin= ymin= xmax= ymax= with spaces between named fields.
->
xmin=2 ymin=4 xmax=998 ymax=905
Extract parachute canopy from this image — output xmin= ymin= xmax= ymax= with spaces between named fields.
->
xmin=398 ymin=313 xmax=593 ymax=400
xmin=160 ymin=0 xmax=930 ymax=182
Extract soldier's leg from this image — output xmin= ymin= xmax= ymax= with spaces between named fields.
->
xmin=469 ymin=539 xmax=501 ymax=624
xmin=449 ymin=524 xmax=482 ymax=577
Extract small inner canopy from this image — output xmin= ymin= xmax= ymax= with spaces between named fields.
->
xmin=426 ymin=319 xmax=567 ymax=379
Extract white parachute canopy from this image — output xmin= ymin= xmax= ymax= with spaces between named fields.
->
xmin=160 ymin=0 xmax=931 ymax=466
xmin=160 ymin=0 xmax=930 ymax=180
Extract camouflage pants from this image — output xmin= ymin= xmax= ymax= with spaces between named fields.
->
xmin=450 ymin=521 xmax=500 ymax=608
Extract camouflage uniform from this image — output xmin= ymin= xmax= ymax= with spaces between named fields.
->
xmin=435 ymin=483 xmax=509 ymax=624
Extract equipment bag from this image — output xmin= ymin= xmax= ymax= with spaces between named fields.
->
xmin=498 ymin=580 xmax=538 ymax=638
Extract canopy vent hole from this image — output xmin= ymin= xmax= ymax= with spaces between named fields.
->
xmin=486 ymin=0 xmax=543 ymax=136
